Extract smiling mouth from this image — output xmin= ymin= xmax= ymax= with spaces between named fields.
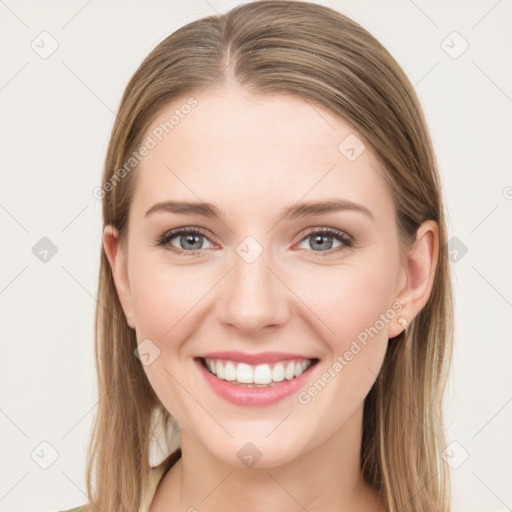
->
xmin=196 ymin=356 xmax=320 ymax=387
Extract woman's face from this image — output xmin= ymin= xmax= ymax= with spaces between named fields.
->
xmin=107 ymin=85 xmax=410 ymax=467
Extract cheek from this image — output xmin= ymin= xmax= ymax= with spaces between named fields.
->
xmin=129 ymin=264 xmax=211 ymax=426
xmin=297 ymin=262 xmax=397 ymax=350
xmin=290 ymin=261 xmax=397 ymax=405
xmin=130 ymin=262 xmax=213 ymax=341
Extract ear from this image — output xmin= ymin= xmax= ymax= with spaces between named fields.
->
xmin=103 ymin=225 xmax=136 ymax=329
xmin=388 ymin=220 xmax=439 ymax=338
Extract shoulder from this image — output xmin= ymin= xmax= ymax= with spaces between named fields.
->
xmin=141 ymin=448 xmax=182 ymax=509
xmin=55 ymin=449 xmax=181 ymax=512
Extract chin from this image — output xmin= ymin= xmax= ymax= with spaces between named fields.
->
xmin=201 ymin=431 xmax=308 ymax=469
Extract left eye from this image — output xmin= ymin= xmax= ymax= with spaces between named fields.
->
xmin=296 ymin=230 xmax=351 ymax=252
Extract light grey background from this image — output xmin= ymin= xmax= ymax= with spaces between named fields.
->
xmin=0 ymin=1 xmax=511 ymax=511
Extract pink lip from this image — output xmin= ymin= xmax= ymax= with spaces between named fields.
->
xmin=197 ymin=351 xmax=314 ymax=365
xmin=194 ymin=357 xmax=319 ymax=407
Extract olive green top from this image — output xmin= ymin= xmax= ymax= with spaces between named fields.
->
xmin=58 ymin=449 xmax=181 ymax=512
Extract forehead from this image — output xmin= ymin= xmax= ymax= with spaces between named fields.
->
xmin=130 ymin=85 xmax=394 ymax=222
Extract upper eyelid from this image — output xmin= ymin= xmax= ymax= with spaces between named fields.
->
xmin=166 ymin=226 xmax=217 ymax=244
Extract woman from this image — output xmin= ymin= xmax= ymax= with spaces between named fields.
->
xmin=63 ymin=1 xmax=454 ymax=510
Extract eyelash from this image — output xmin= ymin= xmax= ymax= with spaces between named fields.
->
xmin=154 ymin=226 xmax=354 ymax=257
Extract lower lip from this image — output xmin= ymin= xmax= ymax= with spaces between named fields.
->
xmin=194 ymin=357 xmax=319 ymax=407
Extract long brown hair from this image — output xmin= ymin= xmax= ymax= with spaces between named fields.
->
xmin=86 ymin=1 xmax=454 ymax=510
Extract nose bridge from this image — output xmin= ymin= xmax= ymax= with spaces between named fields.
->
xmin=218 ymin=236 xmax=289 ymax=333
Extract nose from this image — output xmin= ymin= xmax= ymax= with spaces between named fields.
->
xmin=217 ymin=244 xmax=290 ymax=335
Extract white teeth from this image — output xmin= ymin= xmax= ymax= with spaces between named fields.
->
xmin=216 ymin=360 xmax=226 ymax=379
xmin=204 ymin=358 xmax=314 ymax=385
xmin=224 ymin=361 xmax=237 ymax=381
xmin=272 ymin=362 xmax=285 ymax=382
xmin=236 ymin=363 xmax=253 ymax=383
xmin=284 ymin=361 xmax=295 ymax=380
xmin=253 ymin=364 xmax=272 ymax=384
xmin=294 ymin=361 xmax=308 ymax=378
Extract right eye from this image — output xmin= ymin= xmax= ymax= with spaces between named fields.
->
xmin=154 ymin=227 xmax=216 ymax=255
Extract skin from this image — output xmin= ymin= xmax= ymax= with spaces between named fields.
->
xmin=103 ymin=84 xmax=439 ymax=512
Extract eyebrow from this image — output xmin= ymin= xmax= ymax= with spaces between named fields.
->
xmin=144 ymin=198 xmax=374 ymax=221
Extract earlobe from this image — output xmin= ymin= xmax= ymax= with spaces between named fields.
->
xmin=390 ymin=220 xmax=439 ymax=338
xmin=102 ymin=225 xmax=136 ymax=329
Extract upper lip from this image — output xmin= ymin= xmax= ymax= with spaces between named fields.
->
xmin=197 ymin=351 xmax=317 ymax=365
